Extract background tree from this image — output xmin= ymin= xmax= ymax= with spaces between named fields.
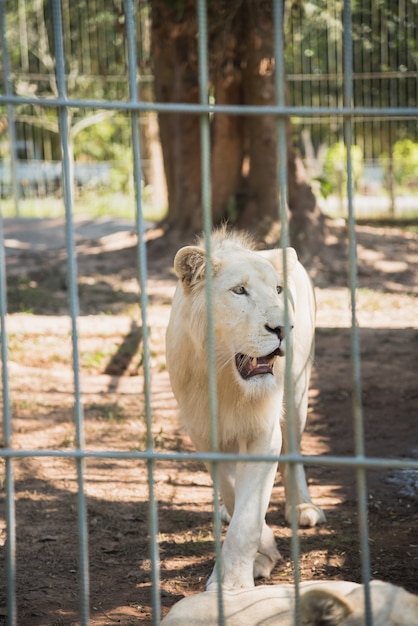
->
xmin=287 ymin=0 xmax=418 ymax=168
xmin=4 ymin=0 xmax=130 ymax=197
xmin=151 ymin=0 xmax=324 ymax=263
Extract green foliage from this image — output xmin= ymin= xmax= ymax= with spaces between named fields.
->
xmin=4 ymin=1 xmax=151 ymax=166
xmin=392 ymin=139 xmax=418 ymax=186
xmin=287 ymin=0 xmax=418 ymax=158
xmin=313 ymin=175 xmax=334 ymax=199
xmin=73 ymin=116 xmax=133 ymax=193
xmin=323 ymin=142 xmax=363 ymax=195
xmin=73 ymin=119 xmax=123 ymax=162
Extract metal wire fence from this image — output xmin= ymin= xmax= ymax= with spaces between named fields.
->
xmin=1 ymin=1 xmax=418 ymax=626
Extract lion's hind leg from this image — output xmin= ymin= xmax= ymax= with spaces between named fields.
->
xmin=280 ymin=379 xmax=326 ymax=528
xmin=287 ymin=501 xmax=326 ymax=528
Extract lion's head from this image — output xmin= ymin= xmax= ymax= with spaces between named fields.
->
xmin=172 ymin=231 xmax=298 ymax=394
xmin=301 ymin=580 xmax=418 ymax=626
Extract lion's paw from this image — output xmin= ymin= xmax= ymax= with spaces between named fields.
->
xmin=286 ymin=502 xmax=326 ymax=528
xmin=253 ymin=548 xmax=281 ymax=579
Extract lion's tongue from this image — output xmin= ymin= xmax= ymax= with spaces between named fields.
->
xmin=236 ymin=353 xmax=277 ymax=380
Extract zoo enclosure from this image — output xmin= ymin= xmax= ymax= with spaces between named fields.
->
xmin=1 ymin=1 xmax=418 ymax=626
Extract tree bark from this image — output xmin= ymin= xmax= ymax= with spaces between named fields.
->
xmin=211 ymin=76 xmax=245 ymax=223
xmin=238 ymin=3 xmax=279 ymax=234
xmin=151 ymin=1 xmax=202 ymax=233
xmin=287 ymin=128 xmax=325 ymax=263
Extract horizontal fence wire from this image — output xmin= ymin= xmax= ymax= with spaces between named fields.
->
xmin=0 ymin=1 xmax=417 ymax=625
xmin=2 ymin=93 xmax=418 ymax=117
xmin=0 ymin=448 xmax=418 ymax=469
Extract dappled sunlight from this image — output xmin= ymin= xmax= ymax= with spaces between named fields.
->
xmin=314 ymin=221 xmax=418 ymax=328
xmin=1 ymin=218 xmax=417 ymax=624
xmin=315 ymin=287 xmax=417 ymax=328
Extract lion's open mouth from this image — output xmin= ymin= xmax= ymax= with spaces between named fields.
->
xmin=235 ymin=346 xmax=283 ymax=380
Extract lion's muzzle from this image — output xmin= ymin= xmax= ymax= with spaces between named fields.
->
xmin=235 ymin=345 xmax=283 ymax=380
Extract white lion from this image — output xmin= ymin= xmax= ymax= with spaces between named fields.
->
xmin=159 ymin=580 xmax=418 ymax=625
xmin=166 ymin=230 xmax=325 ymax=589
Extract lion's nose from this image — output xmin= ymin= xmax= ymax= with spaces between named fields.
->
xmin=264 ymin=324 xmax=293 ymax=340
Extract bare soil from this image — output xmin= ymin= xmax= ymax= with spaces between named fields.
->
xmin=0 ymin=218 xmax=417 ymax=625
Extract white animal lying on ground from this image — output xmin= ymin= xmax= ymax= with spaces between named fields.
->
xmin=160 ymin=579 xmax=418 ymax=626
xmin=166 ymin=230 xmax=325 ymax=589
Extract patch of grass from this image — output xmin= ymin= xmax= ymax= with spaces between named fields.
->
xmin=11 ymin=397 xmax=31 ymax=413
xmin=135 ymin=427 xmax=184 ymax=452
xmin=7 ymin=333 xmax=26 ymax=357
xmin=1 ymin=191 xmax=167 ymax=222
xmin=357 ymin=287 xmax=381 ymax=311
xmin=7 ymin=271 xmax=68 ymax=315
xmin=81 ymin=349 xmax=109 ymax=371
xmin=59 ymin=436 xmax=75 ymax=448
xmin=86 ymin=402 xmax=126 ymax=422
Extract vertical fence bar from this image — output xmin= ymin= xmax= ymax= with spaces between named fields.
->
xmin=196 ymin=3 xmax=224 ymax=623
xmin=0 ymin=229 xmax=16 ymax=626
xmin=124 ymin=1 xmax=160 ymax=624
xmin=197 ymin=1 xmax=218 ymax=451
xmin=0 ymin=210 xmax=16 ymax=626
xmin=50 ymin=1 xmax=90 ymax=624
xmin=343 ymin=1 xmax=373 ymax=624
xmin=0 ymin=0 xmax=20 ymax=217
xmin=0 ymin=5 xmax=17 ymax=624
xmin=273 ymin=2 xmax=301 ymax=623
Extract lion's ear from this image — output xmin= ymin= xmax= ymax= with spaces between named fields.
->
xmin=300 ymin=588 xmax=353 ymax=626
xmin=174 ymin=246 xmax=208 ymax=290
xmin=258 ymin=247 xmax=298 ymax=276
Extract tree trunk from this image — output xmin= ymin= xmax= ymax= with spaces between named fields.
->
xmin=287 ymin=117 xmax=325 ymax=264
xmin=150 ymin=0 xmax=325 ymax=263
xmin=151 ymin=1 xmax=202 ymax=233
xmin=238 ymin=3 xmax=279 ymax=234
xmin=211 ymin=77 xmax=245 ymax=223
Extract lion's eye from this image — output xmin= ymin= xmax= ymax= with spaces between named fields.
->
xmin=276 ymin=286 xmax=283 ymax=295
xmin=232 ymin=285 xmax=248 ymax=295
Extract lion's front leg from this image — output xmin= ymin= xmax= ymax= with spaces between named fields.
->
xmin=210 ymin=462 xmax=280 ymax=586
xmin=207 ymin=431 xmax=281 ymax=590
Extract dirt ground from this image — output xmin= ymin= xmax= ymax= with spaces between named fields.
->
xmin=0 ymin=217 xmax=417 ymax=625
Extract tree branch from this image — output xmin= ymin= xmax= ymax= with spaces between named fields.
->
xmin=70 ymin=110 xmax=115 ymax=138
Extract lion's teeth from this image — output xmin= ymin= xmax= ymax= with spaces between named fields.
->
xmin=251 ymin=357 xmax=257 ymax=368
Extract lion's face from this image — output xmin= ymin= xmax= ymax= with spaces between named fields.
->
xmin=173 ymin=239 xmax=296 ymax=393
xmin=301 ymin=580 xmax=418 ymax=626
xmin=212 ymin=250 xmax=293 ymax=388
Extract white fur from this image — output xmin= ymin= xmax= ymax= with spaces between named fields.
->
xmin=166 ymin=231 xmax=325 ymax=589
xmin=302 ymin=580 xmax=418 ymax=626
xmin=160 ymin=580 xmax=418 ymax=626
